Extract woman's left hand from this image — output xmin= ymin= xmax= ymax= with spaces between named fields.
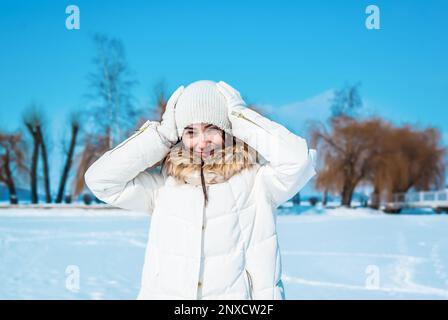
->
xmin=216 ymin=81 xmax=247 ymax=117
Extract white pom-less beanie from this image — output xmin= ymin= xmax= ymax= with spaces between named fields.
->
xmin=175 ymin=80 xmax=232 ymax=138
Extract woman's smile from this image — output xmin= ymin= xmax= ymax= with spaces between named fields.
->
xmin=194 ymin=149 xmax=213 ymax=159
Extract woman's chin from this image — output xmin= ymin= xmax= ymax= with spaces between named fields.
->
xmin=193 ymin=152 xmax=207 ymax=159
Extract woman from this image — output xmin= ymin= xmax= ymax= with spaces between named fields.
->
xmin=84 ymin=80 xmax=317 ymax=300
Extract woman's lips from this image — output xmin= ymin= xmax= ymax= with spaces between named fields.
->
xmin=195 ymin=150 xmax=212 ymax=158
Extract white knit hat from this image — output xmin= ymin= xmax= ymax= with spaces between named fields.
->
xmin=175 ymin=80 xmax=232 ymax=138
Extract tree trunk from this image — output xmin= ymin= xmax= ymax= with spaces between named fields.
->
xmin=2 ymin=152 xmax=18 ymax=204
xmin=370 ymin=186 xmax=381 ymax=209
xmin=106 ymin=125 xmax=112 ymax=149
xmin=341 ymin=183 xmax=355 ymax=207
xmin=26 ymin=124 xmax=40 ymax=204
xmin=347 ymin=187 xmax=355 ymax=207
xmin=322 ymin=189 xmax=328 ymax=206
xmin=56 ymin=124 xmax=79 ymax=203
xmin=5 ymin=165 xmax=18 ymax=204
xmin=36 ymin=125 xmax=51 ymax=203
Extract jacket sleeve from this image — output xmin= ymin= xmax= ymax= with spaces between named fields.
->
xmin=229 ymin=106 xmax=317 ymax=209
xmin=229 ymin=107 xmax=317 ymax=300
xmin=84 ymin=120 xmax=172 ymax=214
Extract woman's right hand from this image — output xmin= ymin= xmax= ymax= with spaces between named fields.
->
xmin=158 ymin=85 xmax=184 ymax=146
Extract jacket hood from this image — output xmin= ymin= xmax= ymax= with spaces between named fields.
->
xmin=162 ymin=140 xmax=260 ymax=186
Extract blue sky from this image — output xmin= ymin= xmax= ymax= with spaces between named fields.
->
xmin=0 ymin=0 xmax=447 ymax=188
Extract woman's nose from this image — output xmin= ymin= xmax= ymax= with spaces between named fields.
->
xmin=197 ymin=134 xmax=210 ymax=149
xmin=197 ymin=139 xmax=208 ymax=149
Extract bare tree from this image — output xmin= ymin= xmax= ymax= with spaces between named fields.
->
xmin=56 ymin=113 xmax=81 ymax=203
xmin=330 ymin=82 xmax=363 ymax=118
xmin=86 ymin=34 xmax=139 ymax=149
xmin=36 ymin=121 xmax=51 ymax=203
xmin=0 ymin=132 xmax=27 ymax=204
xmin=311 ymin=116 xmax=445 ymax=208
xmin=369 ymin=125 xmax=445 ymax=204
xmin=23 ymin=107 xmax=42 ymax=204
xmin=73 ymin=34 xmax=139 ymax=198
xmin=73 ymin=133 xmax=110 ymax=198
xmin=23 ymin=105 xmax=52 ymax=203
xmin=310 ymin=117 xmax=388 ymax=207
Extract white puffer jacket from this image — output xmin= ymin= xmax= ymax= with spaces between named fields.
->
xmin=84 ymin=106 xmax=316 ymax=300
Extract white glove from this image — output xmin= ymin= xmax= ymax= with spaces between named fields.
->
xmin=216 ymin=81 xmax=247 ymax=117
xmin=157 ymin=85 xmax=184 ymax=146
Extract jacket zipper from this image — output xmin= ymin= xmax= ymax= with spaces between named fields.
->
xmin=245 ymin=269 xmax=254 ymax=300
xmin=197 ymin=186 xmax=207 ymax=299
xmin=231 ymin=110 xmax=270 ymax=133
xmin=109 ymin=130 xmax=143 ymax=154
xmin=109 ymin=121 xmax=152 ymax=154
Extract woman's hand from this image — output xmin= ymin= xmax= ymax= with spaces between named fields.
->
xmin=158 ymin=85 xmax=184 ymax=146
xmin=216 ymin=81 xmax=247 ymax=117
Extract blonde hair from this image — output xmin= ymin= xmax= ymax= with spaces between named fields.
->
xmin=161 ymin=135 xmax=260 ymax=185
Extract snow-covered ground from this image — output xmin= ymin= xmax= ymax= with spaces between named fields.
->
xmin=1 ymin=206 xmax=447 ymax=300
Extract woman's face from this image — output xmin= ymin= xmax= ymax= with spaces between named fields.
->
xmin=182 ymin=123 xmax=225 ymax=159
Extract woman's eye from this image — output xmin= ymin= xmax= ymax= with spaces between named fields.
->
xmin=206 ymin=128 xmax=220 ymax=134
